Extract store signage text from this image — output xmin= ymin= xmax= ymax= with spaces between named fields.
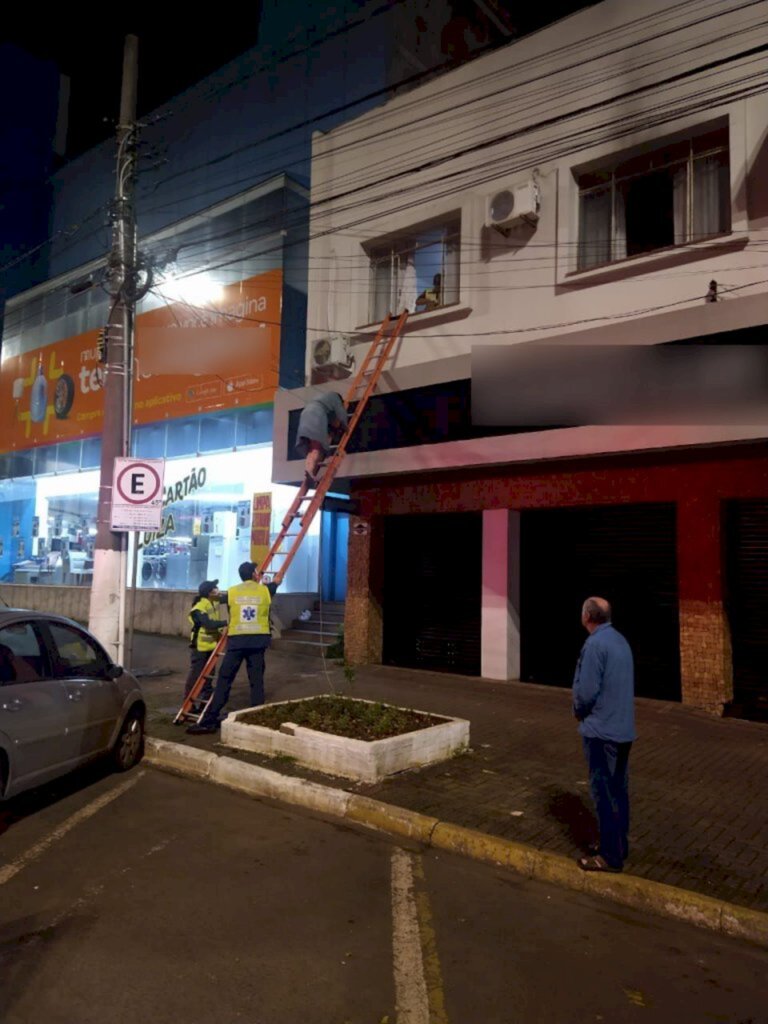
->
xmin=139 ymin=464 xmax=208 ymax=549
xmin=163 ymin=466 xmax=207 ymax=508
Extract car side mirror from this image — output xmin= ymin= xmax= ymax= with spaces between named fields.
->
xmin=106 ymin=664 xmax=124 ymax=680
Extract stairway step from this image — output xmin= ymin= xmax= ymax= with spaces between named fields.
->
xmin=271 ymin=638 xmax=338 ymax=658
xmin=282 ymin=627 xmax=340 ymax=640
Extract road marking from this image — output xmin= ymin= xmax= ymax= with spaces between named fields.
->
xmin=391 ymin=849 xmax=450 ymax=1023
xmin=0 ymin=771 xmax=143 ymax=886
xmin=392 ymin=848 xmax=430 ymax=1023
xmin=412 ymin=858 xmax=450 ymax=1024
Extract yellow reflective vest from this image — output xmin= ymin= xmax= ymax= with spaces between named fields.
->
xmin=227 ymin=580 xmax=272 ymax=637
xmin=188 ymin=597 xmax=224 ymax=652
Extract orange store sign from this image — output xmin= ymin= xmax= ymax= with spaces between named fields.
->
xmin=0 ymin=269 xmax=281 ymax=454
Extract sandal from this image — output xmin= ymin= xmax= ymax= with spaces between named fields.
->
xmin=577 ymin=854 xmax=622 ymax=873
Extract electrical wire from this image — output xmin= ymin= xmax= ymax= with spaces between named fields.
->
xmin=140 ymin=0 xmax=748 ymax=205
xmin=4 ymin=2 xmax=766 ymax=347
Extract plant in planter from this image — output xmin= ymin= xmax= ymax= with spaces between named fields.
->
xmin=221 ymin=695 xmax=470 ymax=782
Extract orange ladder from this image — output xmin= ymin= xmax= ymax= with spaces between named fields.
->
xmin=173 ymin=310 xmax=409 ymax=725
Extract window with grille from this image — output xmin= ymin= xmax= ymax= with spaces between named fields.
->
xmin=576 ymin=126 xmax=730 ymax=271
xmin=366 ymin=217 xmax=461 ymax=324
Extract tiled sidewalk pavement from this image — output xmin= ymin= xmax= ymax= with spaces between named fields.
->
xmin=138 ymin=634 xmax=768 ymax=913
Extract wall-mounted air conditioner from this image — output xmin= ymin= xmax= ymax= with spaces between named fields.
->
xmin=486 ymin=181 xmax=540 ymax=232
xmin=311 ymin=333 xmax=353 ymax=371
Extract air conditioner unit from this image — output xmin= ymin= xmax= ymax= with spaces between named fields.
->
xmin=486 ymin=181 xmax=540 ymax=232
xmin=311 ymin=333 xmax=353 ymax=370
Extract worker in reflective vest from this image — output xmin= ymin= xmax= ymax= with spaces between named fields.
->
xmin=184 ymin=580 xmax=227 ymax=701
xmin=187 ymin=561 xmax=278 ymax=734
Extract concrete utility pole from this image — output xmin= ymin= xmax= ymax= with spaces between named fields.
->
xmin=88 ymin=35 xmax=140 ymax=664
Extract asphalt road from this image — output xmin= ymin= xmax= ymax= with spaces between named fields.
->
xmin=1 ymin=764 xmax=767 ymax=1024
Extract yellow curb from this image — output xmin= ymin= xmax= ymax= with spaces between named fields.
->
xmin=430 ymin=822 xmax=537 ymax=878
xmin=346 ymin=795 xmax=438 ymax=843
xmin=530 ymin=848 xmax=587 ymax=893
xmin=582 ymin=869 xmax=723 ymax=932
xmin=144 ymin=737 xmax=768 ymax=946
xmin=721 ymin=903 xmax=768 ymax=945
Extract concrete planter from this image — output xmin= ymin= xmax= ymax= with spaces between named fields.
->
xmin=220 ymin=696 xmax=470 ymax=783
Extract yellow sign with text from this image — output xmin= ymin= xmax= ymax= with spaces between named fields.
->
xmin=250 ymin=492 xmax=273 ymax=569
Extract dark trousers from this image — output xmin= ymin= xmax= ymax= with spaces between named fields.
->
xmin=184 ymin=649 xmax=215 ymax=699
xmin=200 ymin=647 xmax=266 ymax=727
xmin=582 ymin=737 xmax=632 ymax=869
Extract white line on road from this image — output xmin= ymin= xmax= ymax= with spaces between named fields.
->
xmin=391 ymin=847 xmax=430 ymax=1024
xmin=0 ymin=771 xmax=144 ymax=886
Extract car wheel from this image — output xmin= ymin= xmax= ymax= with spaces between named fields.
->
xmin=112 ymin=710 xmax=144 ymax=771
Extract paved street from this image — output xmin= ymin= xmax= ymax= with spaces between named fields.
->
xmin=138 ymin=634 xmax=768 ymax=913
xmin=1 ymin=764 xmax=767 ymax=1023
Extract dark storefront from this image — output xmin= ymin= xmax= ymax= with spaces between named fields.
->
xmin=521 ymin=503 xmax=681 ymax=700
xmin=383 ymin=511 xmax=482 ymax=676
xmin=725 ymin=500 xmax=768 ymax=720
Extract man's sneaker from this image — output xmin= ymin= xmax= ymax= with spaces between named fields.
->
xmin=187 ymin=723 xmax=218 ymax=735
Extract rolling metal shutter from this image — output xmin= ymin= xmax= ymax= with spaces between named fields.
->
xmin=725 ymin=501 xmax=768 ymax=718
xmin=383 ymin=512 xmax=482 ymax=676
xmin=521 ymin=503 xmax=681 ymax=701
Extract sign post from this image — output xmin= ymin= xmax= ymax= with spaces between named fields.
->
xmin=111 ymin=457 xmax=165 ymax=666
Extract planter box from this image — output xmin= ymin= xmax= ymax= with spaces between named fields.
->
xmin=220 ymin=696 xmax=470 ymax=783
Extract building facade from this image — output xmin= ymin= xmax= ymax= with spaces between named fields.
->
xmin=2 ymin=0 xmax=542 ymax=630
xmin=273 ymin=0 xmax=768 ymax=716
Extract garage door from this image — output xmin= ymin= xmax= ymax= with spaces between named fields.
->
xmin=521 ymin=503 xmax=680 ymax=701
xmin=383 ymin=512 xmax=482 ymax=676
xmin=725 ymin=501 xmax=768 ymax=719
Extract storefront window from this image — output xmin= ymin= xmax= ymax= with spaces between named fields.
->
xmin=0 ymin=446 xmax=318 ymax=595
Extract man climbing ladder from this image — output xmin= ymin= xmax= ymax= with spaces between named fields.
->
xmin=173 ymin=310 xmax=409 ymax=727
xmin=295 ymin=391 xmax=348 ymax=488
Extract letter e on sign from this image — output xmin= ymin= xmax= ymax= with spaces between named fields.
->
xmin=111 ymin=457 xmax=166 ymax=532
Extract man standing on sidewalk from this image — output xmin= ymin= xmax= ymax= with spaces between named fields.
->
xmin=573 ymin=597 xmax=635 ymax=873
xmin=187 ymin=562 xmax=277 ymax=735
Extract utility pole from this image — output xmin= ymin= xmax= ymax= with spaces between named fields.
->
xmin=88 ymin=36 xmax=140 ymax=664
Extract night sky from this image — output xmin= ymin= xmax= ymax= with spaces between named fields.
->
xmin=4 ymin=14 xmax=263 ymax=157
xmin=5 ymin=2 xmax=596 ymax=160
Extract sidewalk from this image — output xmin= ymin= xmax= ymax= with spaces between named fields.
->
xmin=135 ymin=633 xmax=768 ymax=914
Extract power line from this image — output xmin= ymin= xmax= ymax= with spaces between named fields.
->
xmin=139 ymin=0 xmax=748 ymax=214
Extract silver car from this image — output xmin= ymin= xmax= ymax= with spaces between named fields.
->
xmin=0 ymin=609 xmax=145 ymax=800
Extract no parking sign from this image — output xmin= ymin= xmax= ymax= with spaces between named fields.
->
xmin=110 ymin=458 xmax=166 ymax=531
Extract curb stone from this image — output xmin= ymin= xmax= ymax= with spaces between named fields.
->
xmin=144 ymin=737 xmax=768 ymax=947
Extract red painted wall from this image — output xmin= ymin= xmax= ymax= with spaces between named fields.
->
xmin=351 ymin=445 xmax=768 ymax=604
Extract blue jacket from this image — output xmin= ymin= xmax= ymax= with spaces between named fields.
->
xmin=573 ymin=623 xmax=636 ymax=742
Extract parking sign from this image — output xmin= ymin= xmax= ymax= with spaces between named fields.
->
xmin=111 ymin=458 xmax=166 ymax=531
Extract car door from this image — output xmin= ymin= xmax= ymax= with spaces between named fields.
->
xmin=42 ymin=620 xmax=123 ymax=758
xmin=0 ymin=620 xmax=76 ymax=794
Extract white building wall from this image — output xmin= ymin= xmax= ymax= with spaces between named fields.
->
xmin=305 ymin=0 xmax=768 ymax=365
xmin=272 ymin=0 xmax=768 ymax=485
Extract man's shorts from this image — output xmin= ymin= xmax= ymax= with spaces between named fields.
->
xmin=296 ymin=437 xmax=325 ymax=459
